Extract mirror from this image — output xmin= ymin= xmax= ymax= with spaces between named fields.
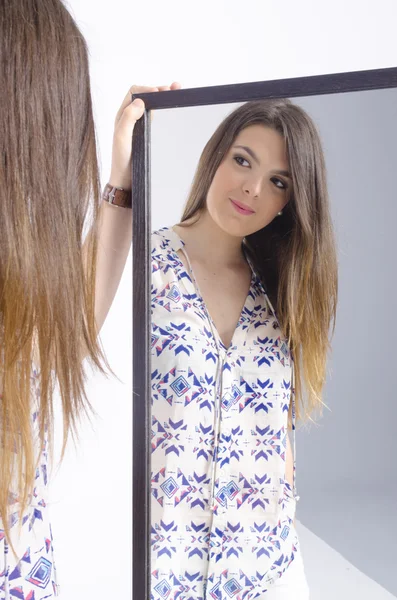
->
xmin=149 ymin=87 xmax=397 ymax=599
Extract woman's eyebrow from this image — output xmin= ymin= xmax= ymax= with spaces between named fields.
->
xmin=233 ymin=145 xmax=260 ymax=165
xmin=233 ymin=145 xmax=291 ymax=179
xmin=272 ymin=169 xmax=292 ymax=179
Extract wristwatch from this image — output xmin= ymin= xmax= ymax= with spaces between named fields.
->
xmin=102 ymin=183 xmax=132 ymax=208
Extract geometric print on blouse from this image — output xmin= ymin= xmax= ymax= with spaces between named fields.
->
xmin=0 ymin=362 xmax=60 ymax=599
xmin=151 ymin=226 xmax=300 ymax=599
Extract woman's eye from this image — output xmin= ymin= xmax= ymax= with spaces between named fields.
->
xmin=271 ymin=177 xmax=288 ymax=191
xmin=233 ymin=157 xmax=288 ymax=191
xmin=234 ymin=155 xmax=250 ymax=168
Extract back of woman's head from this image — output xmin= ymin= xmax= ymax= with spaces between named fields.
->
xmin=181 ymin=98 xmax=338 ymax=425
xmin=0 ymin=0 xmax=112 ymax=557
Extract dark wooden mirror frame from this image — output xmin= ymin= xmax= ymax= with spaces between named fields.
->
xmin=131 ymin=66 xmax=397 ymax=599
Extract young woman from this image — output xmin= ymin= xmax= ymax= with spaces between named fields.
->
xmin=0 ymin=0 xmax=179 ymax=597
xmin=151 ymin=99 xmax=337 ymax=598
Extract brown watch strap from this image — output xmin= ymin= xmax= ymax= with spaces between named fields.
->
xmin=102 ymin=183 xmax=132 ymax=208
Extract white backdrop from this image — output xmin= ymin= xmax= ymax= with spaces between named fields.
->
xmin=48 ymin=1 xmax=397 ymax=598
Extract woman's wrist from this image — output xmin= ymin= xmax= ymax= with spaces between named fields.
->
xmin=102 ymin=183 xmax=132 ymax=209
xmin=108 ymin=177 xmax=131 ymax=191
xmin=108 ymin=161 xmax=132 ymax=190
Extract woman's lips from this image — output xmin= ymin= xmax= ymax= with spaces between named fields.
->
xmin=230 ymin=198 xmax=255 ymax=216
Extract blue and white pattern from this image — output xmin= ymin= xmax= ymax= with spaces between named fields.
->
xmin=151 ymin=226 xmax=300 ymax=599
xmin=0 ymin=363 xmax=60 ymax=599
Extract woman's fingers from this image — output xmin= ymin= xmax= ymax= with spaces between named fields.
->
xmin=109 ymin=82 xmax=182 ymax=189
xmin=149 ymin=83 xmax=182 ymax=120
xmin=115 ymin=85 xmax=158 ymax=125
xmin=116 ymin=82 xmax=182 ymax=123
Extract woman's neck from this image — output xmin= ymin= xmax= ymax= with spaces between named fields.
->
xmin=174 ymin=211 xmax=246 ymax=270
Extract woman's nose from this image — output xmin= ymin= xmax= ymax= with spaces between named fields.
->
xmin=243 ymin=176 xmax=262 ymax=197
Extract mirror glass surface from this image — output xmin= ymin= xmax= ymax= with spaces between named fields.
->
xmin=149 ymin=88 xmax=397 ymax=599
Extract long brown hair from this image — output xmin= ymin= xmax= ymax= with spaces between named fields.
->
xmin=179 ymin=99 xmax=338 ymax=426
xmin=0 ymin=0 xmax=115 ymax=556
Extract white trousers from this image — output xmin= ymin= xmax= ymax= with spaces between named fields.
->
xmin=259 ymin=543 xmax=310 ymax=599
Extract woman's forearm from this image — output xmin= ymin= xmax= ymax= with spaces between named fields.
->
xmin=83 ymin=199 xmax=132 ymax=336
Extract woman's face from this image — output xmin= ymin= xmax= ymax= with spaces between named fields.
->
xmin=205 ymin=124 xmax=292 ymax=237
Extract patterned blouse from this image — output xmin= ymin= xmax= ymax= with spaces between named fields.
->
xmin=151 ymin=226 xmax=301 ymax=599
xmin=0 ymin=362 xmax=60 ymax=599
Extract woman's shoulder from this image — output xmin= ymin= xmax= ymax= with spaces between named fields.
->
xmin=151 ymin=225 xmax=175 ymax=248
xmin=151 ymin=225 xmax=182 ymax=259
xmin=151 ymin=226 xmax=182 ymax=292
